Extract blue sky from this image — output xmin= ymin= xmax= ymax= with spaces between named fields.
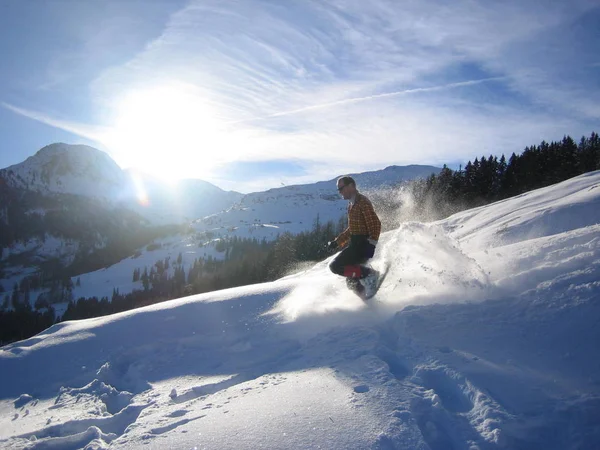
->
xmin=1 ymin=0 xmax=599 ymax=193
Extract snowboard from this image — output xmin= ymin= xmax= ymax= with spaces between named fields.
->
xmin=351 ymin=263 xmax=391 ymax=300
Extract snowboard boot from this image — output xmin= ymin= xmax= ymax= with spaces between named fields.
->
xmin=360 ymin=269 xmax=380 ymax=299
xmin=346 ymin=277 xmax=366 ymax=298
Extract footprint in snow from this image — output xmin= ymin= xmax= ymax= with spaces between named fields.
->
xmin=353 ymin=385 xmax=370 ymax=393
xmin=414 ymin=366 xmax=473 ymax=414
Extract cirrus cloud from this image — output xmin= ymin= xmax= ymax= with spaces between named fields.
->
xmin=3 ymin=0 xmax=599 ymax=192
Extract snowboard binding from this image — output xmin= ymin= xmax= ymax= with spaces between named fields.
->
xmin=346 ymin=267 xmax=381 ymax=300
xmin=345 ymin=264 xmax=390 ymax=301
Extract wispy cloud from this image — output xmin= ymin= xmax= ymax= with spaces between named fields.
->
xmin=1 ymin=102 xmax=105 ymax=141
xmin=4 ymin=0 xmax=599 ymax=191
xmin=252 ymin=77 xmax=509 ymax=124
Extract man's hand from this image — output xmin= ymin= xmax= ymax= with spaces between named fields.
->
xmin=327 ymin=240 xmax=338 ymax=251
xmin=365 ymin=239 xmax=377 ymax=258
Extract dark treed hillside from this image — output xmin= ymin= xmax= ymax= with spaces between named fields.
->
xmin=407 ymin=133 xmax=599 ymax=220
xmin=0 ymin=216 xmax=346 ymax=343
xmin=0 ymin=184 xmax=184 ymax=278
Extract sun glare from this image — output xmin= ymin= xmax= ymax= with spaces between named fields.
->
xmin=103 ymin=83 xmax=226 ymax=181
xmin=130 ymin=172 xmax=149 ymax=206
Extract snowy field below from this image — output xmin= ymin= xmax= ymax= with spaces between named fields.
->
xmin=1 ymin=171 xmax=599 ymax=449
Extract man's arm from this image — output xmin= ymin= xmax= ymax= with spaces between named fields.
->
xmin=361 ymin=198 xmax=381 ymax=243
xmin=335 ymin=227 xmax=351 ymax=248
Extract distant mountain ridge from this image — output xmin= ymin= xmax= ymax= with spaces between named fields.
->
xmin=0 ymin=144 xmax=440 ymax=255
xmin=0 ymin=143 xmax=440 ymax=226
xmin=0 ymin=143 xmax=244 ymax=224
xmin=189 ymin=164 xmax=441 ymax=246
xmin=236 ymin=164 xmax=441 ymax=209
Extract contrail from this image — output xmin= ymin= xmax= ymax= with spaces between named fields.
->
xmin=1 ymin=102 xmax=105 ymax=141
xmin=233 ymin=77 xmax=504 ymax=123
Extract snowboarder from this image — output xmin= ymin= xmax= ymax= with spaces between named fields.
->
xmin=327 ymin=176 xmax=382 ymax=298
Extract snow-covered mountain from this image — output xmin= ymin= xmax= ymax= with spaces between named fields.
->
xmin=1 ymin=171 xmax=599 ymax=449
xmin=1 ymin=143 xmax=126 ymax=199
xmin=0 ymin=143 xmax=243 ymax=224
xmin=0 ymin=144 xmax=434 ymax=230
xmin=190 ymin=164 xmax=440 ymax=242
xmin=121 ymin=171 xmax=243 ymax=225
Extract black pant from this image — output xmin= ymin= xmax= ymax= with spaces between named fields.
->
xmin=329 ymin=235 xmax=372 ymax=279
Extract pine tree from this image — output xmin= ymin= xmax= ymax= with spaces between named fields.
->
xmin=578 ymin=132 xmax=600 ymax=172
xmin=559 ymin=136 xmax=578 ymax=181
xmin=267 ymin=232 xmax=296 ymax=279
xmin=463 ymin=160 xmax=476 ymax=203
xmin=141 ymin=267 xmax=149 ymax=291
xmin=496 ymin=154 xmax=507 ymax=197
xmin=591 ymin=132 xmax=600 ymax=169
xmin=11 ymin=283 xmax=19 ymax=309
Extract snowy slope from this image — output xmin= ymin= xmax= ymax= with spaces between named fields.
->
xmin=1 ymin=171 xmax=599 ymax=449
xmin=69 ymin=233 xmax=227 ymax=302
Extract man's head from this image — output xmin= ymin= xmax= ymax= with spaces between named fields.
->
xmin=337 ymin=176 xmax=357 ymax=200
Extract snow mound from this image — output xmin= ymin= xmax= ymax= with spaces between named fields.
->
xmin=269 ymin=222 xmax=491 ymax=336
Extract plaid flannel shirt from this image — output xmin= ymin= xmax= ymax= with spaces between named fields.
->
xmin=335 ymin=192 xmax=381 ymax=248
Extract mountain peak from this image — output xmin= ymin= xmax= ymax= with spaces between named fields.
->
xmin=36 ymin=142 xmax=95 ymax=155
xmin=2 ymin=143 xmax=125 ymax=198
xmin=32 ymin=142 xmax=120 ymax=170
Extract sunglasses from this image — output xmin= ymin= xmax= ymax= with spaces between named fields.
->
xmin=337 ymin=184 xmax=347 ymax=192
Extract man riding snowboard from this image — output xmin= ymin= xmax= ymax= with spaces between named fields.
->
xmin=328 ymin=176 xmax=382 ymax=298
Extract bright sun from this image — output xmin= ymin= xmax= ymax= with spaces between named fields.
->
xmin=102 ymin=83 xmax=226 ymax=181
